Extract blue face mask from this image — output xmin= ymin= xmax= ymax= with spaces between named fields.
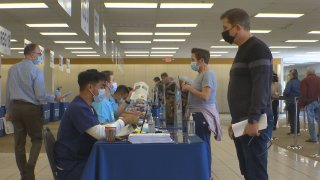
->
xmin=190 ymin=62 xmax=199 ymax=72
xmin=93 ymin=89 xmax=106 ymax=103
xmin=33 ymin=55 xmax=43 ymax=65
xmin=112 ymin=82 xmax=117 ymax=93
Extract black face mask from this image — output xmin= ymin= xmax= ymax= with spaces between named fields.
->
xmin=221 ymin=30 xmax=235 ymax=44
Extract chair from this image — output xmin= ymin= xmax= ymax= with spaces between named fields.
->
xmin=43 ymin=126 xmax=58 ymax=180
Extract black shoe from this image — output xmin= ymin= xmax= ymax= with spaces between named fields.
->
xmin=273 ymin=127 xmax=277 ymax=131
xmin=305 ymin=139 xmax=317 ymax=143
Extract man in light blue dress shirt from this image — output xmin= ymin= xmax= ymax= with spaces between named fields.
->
xmin=5 ymin=44 xmax=62 ymax=180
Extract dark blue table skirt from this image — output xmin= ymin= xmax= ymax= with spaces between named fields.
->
xmin=81 ymin=136 xmax=209 ymax=180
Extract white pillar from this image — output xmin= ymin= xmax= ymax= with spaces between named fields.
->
xmin=43 ymin=49 xmax=55 ymax=94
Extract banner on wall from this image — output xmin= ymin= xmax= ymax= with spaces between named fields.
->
xmin=66 ymin=58 xmax=71 ymax=73
xmin=103 ymin=24 xmax=107 ymax=54
xmin=81 ymin=0 xmax=89 ymax=36
xmin=50 ymin=50 xmax=55 ymax=68
xmin=94 ymin=9 xmax=100 ymax=46
xmin=24 ymin=39 xmax=45 ymax=64
xmin=58 ymin=0 xmax=72 ymax=16
xmin=0 ymin=26 xmax=11 ymax=55
xmin=59 ymin=55 xmax=64 ymax=71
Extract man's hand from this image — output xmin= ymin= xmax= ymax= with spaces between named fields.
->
xmin=244 ymin=122 xmax=260 ymax=136
xmin=5 ymin=113 xmax=11 ymax=121
xmin=228 ymin=124 xmax=234 ymax=140
xmin=122 ymin=114 xmax=139 ymax=125
xmin=55 ymin=96 xmax=63 ymax=102
xmin=181 ymin=81 xmax=190 ymax=92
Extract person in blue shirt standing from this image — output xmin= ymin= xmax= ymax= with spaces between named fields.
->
xmin=54 ymin=69 xmax=138 ymax=180
xmin=284 ymin=69 xmax=301 ymax=135
xmin=5 ymin=43 xmax=63 ymax=180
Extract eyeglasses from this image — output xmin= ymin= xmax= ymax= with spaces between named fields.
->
xmin=247 ymin=135 xmax=273 ymax=157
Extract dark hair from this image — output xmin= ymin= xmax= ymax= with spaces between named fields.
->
xmin=127 ymin=87 xmax=133 ymax=91
xmin=220 ymin=8 xmax=250 ymax=31
xmin=153 ymin=77 xmax=161 ymax=82
xmin=101 ymin=70 xmax=113 ymax=82
xmin=191 ymin=48 xmax=210 ymax=64
xmin=161 ymin=72 xmax=168 ymax=79
xmin=24 ymin=43 xmax=38 ymax=55
xmin=78 ymin=69 xmax=105 ymax=91
xmin=290 ymin=69 xmax=298 ymax=79
xmin=115 ymin=85 xmax=129 ymax=95
xmin=272 ymin=73 xmax=278 ymax=82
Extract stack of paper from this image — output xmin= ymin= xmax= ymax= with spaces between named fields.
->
xmin=232 ymin=113 xmax=268 ymax=138
xmin=128 ymin=133 xmax=174 ymax=144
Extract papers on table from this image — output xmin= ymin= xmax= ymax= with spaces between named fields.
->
xmin=130 ymin=82 xmax=149 ymax=101
xmin=128 ymin=133 xmax=174 ymax=144
xmin=232 ymin=113 xmax=268 ymax=138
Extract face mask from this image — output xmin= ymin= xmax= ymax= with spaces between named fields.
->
xmin=93 ymin=89 xmax=106 ymax=103
xmin=111 ymin=82 xmax=117 ymax=94
xmin=222 ymin=26 xmax=236 ymax=44
xmin=33 ymin=55 xmax=43 ymax=65
xmin=190 ymin=62 xmax=199 ymax=72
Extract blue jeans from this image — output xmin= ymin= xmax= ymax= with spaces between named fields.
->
xmin=192 ymin=112 xmax=211 ymax=178
xmin=306 ymin=101 xmax=320 ymax=142
xmin=233 ymin=109 xmax=273 ymax=180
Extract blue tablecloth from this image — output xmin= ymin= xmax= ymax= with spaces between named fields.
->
xmin=81 ymin=135 xmax=209 ymax=180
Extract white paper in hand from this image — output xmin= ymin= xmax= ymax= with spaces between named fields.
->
xmin=232 ymin=114 xmax=268 ymax=138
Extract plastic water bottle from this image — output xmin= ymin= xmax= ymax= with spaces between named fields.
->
xmin=148 ymin=117 xmax=155 ymax=133
xmin=187 ymin=115 xmax=195 ymax=136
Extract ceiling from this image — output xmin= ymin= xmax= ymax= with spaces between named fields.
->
xmin=0 ymin=0 xmax=320 ymax=63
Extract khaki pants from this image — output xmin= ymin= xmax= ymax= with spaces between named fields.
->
xmin=11 ymin=100 xmax=43 ymax=180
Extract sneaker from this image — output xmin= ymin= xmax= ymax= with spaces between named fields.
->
xmin=305 ymin=139 xmax=317 ymax=143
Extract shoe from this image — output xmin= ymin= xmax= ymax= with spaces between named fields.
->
xmin=288 ymin=132 xmax=300 ymax=136
xmin=273 ymin=127 xmax=277 ymax=131
xmin=305 ymin=139 xmax=317 ymax=143
xmin=287 ymin=132 xmax=293 ymax=135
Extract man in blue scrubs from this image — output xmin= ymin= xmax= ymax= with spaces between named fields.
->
xmin=54 ymin=69 xmax=138 ymax=180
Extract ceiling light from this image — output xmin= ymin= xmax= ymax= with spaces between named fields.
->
xmin=307 ymin=52 xmax=320 ymax=54
xmin=117 ymin=32 xmax=153 ymax=35
xmin=254 ymin=13 xmax=304 ymax=18
xmin=210 ymin=51 xmax=228 ymax=54
xmin=269 ymin=46 xmax=297 ymax=48
xmin=26 ymin=23 xmax=69 ymax=27
xmin=105 ymin=3 xmax=157 ymax=8
xmin=18 ymin=51 xmax=24 ymax=54
xmin=0 ymin=3 xmax=48 ymax=9
xmin=150 ymin=54 xmax=174 ymax=57
xmin=210 ymin=54 xmax=222 ymax=57
xmin=153 ymin=39 xmax=185 ymax=42
xmin=11 ymin=39 xmax=17 ymax=42
xmin=308 ymin=31 xmax=320 ymax=34
xmin=250 ymin=30 xmax=272 ymax=33
xmin=126 ymin=54 xmax=149 ymax=57
xmin=71 ymin=51 xmax=97 ymax=53
xmin=285 ymin=40 xmax=318 ymax=43
xmin=152 ymin=47 xmax=179 ymax=50
xmin=156 ymin=24 xmax=197 ymax=27
xmin=151 ymin=51 xmax=176 ymax=53
xmin=76 ymin=55 xmax=100 ymax=57
xmin=65 ymin=47 xmax=93 ymax=50
xmin=154 ymin=32 xmax=191 ymax=36
xmin=120 ymin=41 xmax=151 ymax=44
xmin=271 ymin=52 xmax=281 ymax=54
xmin=54 ymin=41 xmax=85 ymax=43
xmin=11 ymin=47 xmax=24 ymax=50
xmin=160 ymin=3 xmax=214 ymax=9
xmin=124 ymin=51 xmax=149 ymax=53
xmin=41 ymin=32 xmax=77 ymax=35
xmin=210 ymin=46 xmax=238 ymax=48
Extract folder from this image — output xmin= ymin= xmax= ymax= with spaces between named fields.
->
xmin=232 ymin=113 xmax=267 ymax=138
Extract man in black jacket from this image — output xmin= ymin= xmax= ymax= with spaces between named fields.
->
xmin=221 ymin=8 xmax=273 ymax=180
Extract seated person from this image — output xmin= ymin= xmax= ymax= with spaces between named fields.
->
xmin=54 ymin=69 xmax=138 ymax=180
xmin=109 ymin=85 xmax=134 ymax=118
xmin=92 ymin=72 xmax=115 ymax=123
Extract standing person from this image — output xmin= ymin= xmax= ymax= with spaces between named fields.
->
xmin=221 ymin=8 xmax=273 ymax=180
xmin=181 ymin=48 xmax=221 ymax=180
xmin=271 ymin=73 xmax=281 ymax=130
xmin=5 ymin=43 xmax=62 ymax=180
xmin=283 ymin=69 xmax=301 ymax=136
xmin=300 ymin=67 xmax=320 ymax=143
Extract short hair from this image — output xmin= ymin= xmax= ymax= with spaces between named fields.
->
xmin=78 ymin=69 xmax=105 ymax=91
xmin=153 ymin=77 xmax=161 ymax=82
xmin=306 ymin=67 xmax=315 ymax=75
xmin=115 ymin=85 xmax=129 ymax=95
xmin=220 ymin=8 xmax=250 ymax=31
xmin=24 ymin=43 xmax=38 ymax=56
xmin=273 ymin=72 xmax=279 ymax=82
xmin=191 ymin=48 xmax=210 ymax=64
xmin=290 ymin=69 xmax=298 ymax=79
xmin=161 ymin=72 xmax=168 ymax=79
xmin=101 ymin=70 xmax=114 ymax=82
